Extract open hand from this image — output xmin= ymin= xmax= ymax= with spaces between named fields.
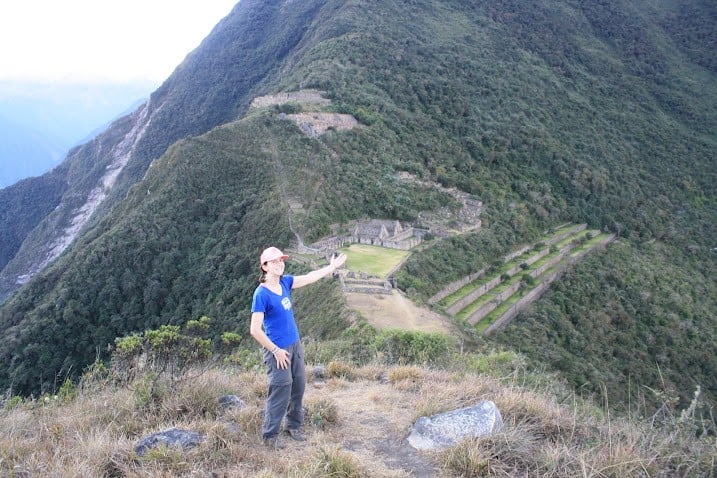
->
xmin=330 ymin=252 xmax=347 ymax=269
xmin=274 ymin=348 xmax=290 ymax=369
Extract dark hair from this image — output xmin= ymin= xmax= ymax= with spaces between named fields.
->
xmin=259 ymin=263 xmax=267 ymax=283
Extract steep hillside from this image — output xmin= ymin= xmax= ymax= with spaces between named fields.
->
xmin=0 ymin=0 xmax=714 ymax=417
xmin=0 ymin=0 xmax=330 ymax=302
xmin=0 ymin=80 xmax=154 ymax=188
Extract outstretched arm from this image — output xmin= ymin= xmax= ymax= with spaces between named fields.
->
xmin=292 ymin=252 xmax=347 ymax=289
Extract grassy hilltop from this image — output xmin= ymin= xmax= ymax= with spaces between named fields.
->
xmin=1 ymin=325 xmax=714 ymax=477
xmin=0 ymin=2 xmax=714 ymax=466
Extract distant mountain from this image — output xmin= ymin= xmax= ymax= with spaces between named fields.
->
xmin=0 ymin=80 xmax=154 ymax=188
xmin=0 ymin=114 xmax=65 ymax=186
xmin=0 ymin=0 xmax=714 ymax=416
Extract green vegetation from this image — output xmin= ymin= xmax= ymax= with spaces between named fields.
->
xmin=0 ymin=332 xmax=714 ymax=476
xmin=0 ymin=0 xmax=714 ymax=431
xmin=0 ymin=170 xmax=67 ymax=274
xmin=494 ymin=240 xmax=717 ymax=413
xmin=437 ymin=226 xmax=608 ymax=331
xmin=341 ymin=243 xmax=408 ymax=277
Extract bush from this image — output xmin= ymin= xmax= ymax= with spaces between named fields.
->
xmin=111 ymin=320 xmax=213 ymax=385
xmin=305 ymin=398 xmax=339 ymax=429
xmin=3 ymin=395 xmax=23 ymax=412
xmin=464 ymin=350 xmax=525 ymax=377
xmin=327 ymin=361 xmax=355 ymax=379
xmin=375 ymin=329 xmax=453 ymax=365
xmin=275 ymin=101 xmax=303 ymax=114
xmin=314 ymin=447 xmax=368 ymax=478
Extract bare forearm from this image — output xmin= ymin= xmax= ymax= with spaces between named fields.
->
xmin=299 ymin=264 xmax=335 ymax=285
xmin=293 ymin=252 xmax=347 ymax=288
xmin=250 ymin=312 xmax=277 ymax=351
xmin=250 ymin=327 xmax=276 ymax=351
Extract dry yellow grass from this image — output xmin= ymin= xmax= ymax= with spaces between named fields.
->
xmin=1 ymin=363 xmax=714 ymax=477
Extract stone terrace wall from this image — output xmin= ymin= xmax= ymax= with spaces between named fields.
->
xmin=483 ymin=234 xmax=615 ymax=334
xmin=286 ymin=112 xmax=359 ymax=138
xmin=546 ymin=224 xmax=587 ymax=245
xmin=429 ymin=269 xmax=486 ymax=305
xmin=447 ymin=276 xmax=499 ymax=315
xmin=250 ymin=90 xmax=331 ymax=108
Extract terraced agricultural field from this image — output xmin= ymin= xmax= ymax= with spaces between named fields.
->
xmin=429 ymin=225 xmax=615 ymax=334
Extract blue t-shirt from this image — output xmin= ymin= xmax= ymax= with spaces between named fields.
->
xmin=251 ymin=275 xmax=300 ymax=348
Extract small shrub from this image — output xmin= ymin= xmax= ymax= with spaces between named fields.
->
xmin=440 ymin=439 xmax=491 ymax=477
xmin=186 ymin=315 xmax=211 ymax=333
xmin=305 ymin=398 xmax=339 ymax=429
xmin=464 ymin=350 xmax=524 ymax=377
xmin=58 ymin=378 xmax=77 ymax=402
xmin=276 ymin=101 xmax=303 ymax=114
xmin=220 ymin=332 xmax=242 ymax=346
xmin=132 ymin=372 xmax=168 ymax=415
xmin=387 ymin=366 xmax=424 ymax=383
xmin=375 ymin=329 xmax=452 ymax=365
xmin=387 ymin=365 xmax=424 ymax=392
xmin=327 ymin=361 xmax=354 ymax=379
xmin=314 ymin=447 xmax=368 ymax=478
xmin=225 ymin=348 xmax=263 ymax=370
xmin=80 ymin=359 xmax=110 ymax=390
xmin=3 ymin=395 xmax=23 ymax=411
xmin=304 ymin=338 xmax=352 ymax=365
xmin=111 ymin=321 xmax=213 ymax=385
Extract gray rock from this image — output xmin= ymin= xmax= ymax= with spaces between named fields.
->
xmin=12 ymin=466 xmax=32 ymax=478
xmin=407 ymin=400 xmax=503 ymax=450
xmin=135 ymin=428 xmax=204 ymax=455
xmin=312 ymin=365 xmax=328 ymax=379
xmin=218 ymin=394 xmax=246 ymax=411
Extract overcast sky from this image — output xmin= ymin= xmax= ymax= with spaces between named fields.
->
xmin=0 ymin=0 xmax=239 ymax=84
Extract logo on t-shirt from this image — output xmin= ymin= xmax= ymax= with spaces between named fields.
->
xmin=281 ymin=297 xmax=292 ymax=311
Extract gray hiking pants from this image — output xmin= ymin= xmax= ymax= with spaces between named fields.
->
xmin=261 ymin=340 xmax=306 ymax=439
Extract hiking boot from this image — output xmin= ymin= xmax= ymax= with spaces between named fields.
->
xmin=262 ymin=435 xmax=286 ymax=449
xmin=285 ymin=428 xmax=307 ymax=441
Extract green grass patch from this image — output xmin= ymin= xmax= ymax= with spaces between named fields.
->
xmin=478 ymin=285 xmax=528 ymax=327
xmin=530 ymin=251 xmax=559 ymax=270
xmin=546 ymin=223 xmax=583 ymax=239
xmin=340 ymin=244 xmax=409 ymax=278
xmin=456 ymin=294 xmax=495 ymax=320
xmin=444 ymin=226 xmax=610 ymax=321
xmin=585 ymin=232 xmax=612 ymax=246
xmin=438 ymin=276 xmax=485 ymax=307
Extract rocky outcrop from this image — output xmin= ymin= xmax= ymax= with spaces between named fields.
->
xmin=407 ymin=401 xmax=503 ymax=450
xmin=135 ymin=428 xmax=204 ymax=456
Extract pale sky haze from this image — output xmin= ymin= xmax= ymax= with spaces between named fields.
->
xmin=0 ymin=0 xmax=239 ymax=84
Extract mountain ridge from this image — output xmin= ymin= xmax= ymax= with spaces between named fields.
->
xmin=0 ymin=0 xmax=714 ymax=415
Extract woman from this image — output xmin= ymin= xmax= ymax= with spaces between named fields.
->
xmin=249 ymin=246 xmax=347 ymax=448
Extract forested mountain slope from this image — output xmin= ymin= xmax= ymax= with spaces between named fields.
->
xmin=0 ymin=0 xmax=714 ymax=415
xmin=0 ymin=0 xmax=327 ymax=302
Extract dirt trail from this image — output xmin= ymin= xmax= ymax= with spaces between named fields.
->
xmin=294 ymin=378 xmax=449 ymax=477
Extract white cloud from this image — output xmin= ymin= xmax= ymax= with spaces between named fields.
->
xmin=0 ymin=0 xmax=238 ymax=83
